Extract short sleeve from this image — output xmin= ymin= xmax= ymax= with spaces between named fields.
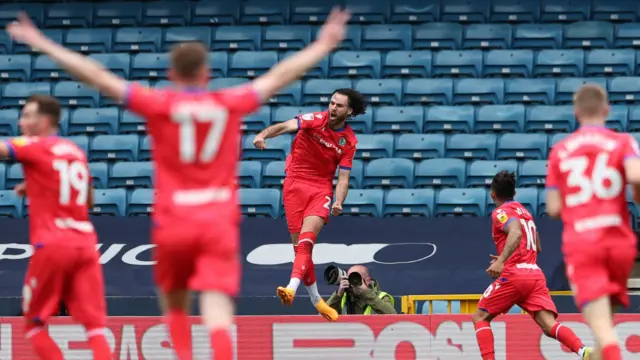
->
xmin=623 ymin=134 xmax=640 ymax=162
xmin=124 ymin=82 xmax=164 ymax=119
xmin=494 ymin=208 xmax=518 ymax=232
xmin=217 ymin=84 xmax=262 ymax=115
xmin=339 ymin=143 xmax=356 ymax=170
xmin=545 ymin=148 xmax=560 ymax=190
xmin=6 ymin=137 xmax=40 ymax=163
xmin=297 ymin=112 xmax=324 ymax=130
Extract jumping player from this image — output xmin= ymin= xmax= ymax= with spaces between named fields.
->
xmin=473 ymin=171 xmax=591 ymax=360
xmin=252 ymin=88 xmax=366 ymax=321
xmin=546 ymin=85 xmax=640 ymax=360
xmin=0 ymin=95 xmax=111 ymax=360
xmin=7 ymin=9 xmax=351 ymax=360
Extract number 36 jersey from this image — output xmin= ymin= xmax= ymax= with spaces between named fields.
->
xmin=546 ymin=126 xmax=640 ymax=249
xmin=125 ymin=83 xmax=262 ymax=226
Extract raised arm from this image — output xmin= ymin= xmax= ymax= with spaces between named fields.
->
xmin=253 ymin=119 xmax=299 ymax=149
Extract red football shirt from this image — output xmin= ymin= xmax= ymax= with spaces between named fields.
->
xmin=285 ymin=111 xmax=357 ymax=188
xmin=126 ymin=83 xmax=261 ymax=226
xmin=491 ymin=201 xmax=545 ymax=280
xmin=5 ymin=136 xmax=96 ymax=246
xmin=546 ymin=126 xmax=639 ymax=250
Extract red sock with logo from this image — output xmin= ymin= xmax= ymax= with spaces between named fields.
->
xmin=550 ymin=323 xmax=584 ymax=353
xmin=87 ymin=330 xmax=113 ymax=360
xmin=166 ymin=309 xmax=192 ymax=360
xmin=27 ymin=328 xmax=64 ymax=360
xmin=291 ymin=232 xmax=316 ymax=282
xmin=601 ymin=344 xmax=622 ymax=360
xmin=474 ymin=321 xmax=495 ymax=360
xmin=210 ymin=328 xmax=232 ymax=360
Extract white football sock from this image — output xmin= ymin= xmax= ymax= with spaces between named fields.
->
xmin=287 ymin=278 xmax=301 ymax=293
xmin=305 ymin=282 xmax=322 ymax=306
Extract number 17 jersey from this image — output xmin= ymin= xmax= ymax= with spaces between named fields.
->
xmin=546 ymin=126 xmax=639 ymax=250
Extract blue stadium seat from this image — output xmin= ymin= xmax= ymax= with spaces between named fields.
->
xmin=395 ymin=134 xmax=445 ymax=160
xmin=239 ymin=161 xmax=262 ymax=188
xmin=120 ymin=110 xmax=146 ymax=134
xmin=414 ymin=158 xmax=466 ymax=188
xmin=483 ymin=50 xmax=534 ymax=78
xmin=504 ymin=78 xmax=555 ymax=105
xmin=556 ymin=78 xmax=608 ymax=104
xmin=191 ymin=1 xmax=238 ymax=26
xmin=525 ymin=105 xmax=575 ymax=133
xmin=229 ymin=51 xmax=277 ymax=78
xmin=629 ymin=106 xmax=640 ymax=131
xmin=363 ymin=158 xmax=414 ymax=188
xmin=585 ymin=50 xmax=635 ymax=77
xmin=497 ymin=133 xmax=548 ymax=160
xmin=114 ymin=28 xmax=162 ymax=52
xmin=67 ymin=135 xmax=90 ymax=154
xmin=441 ymin=0 xmax=488 ymax=23
xmin=263 ymin=25 xmax=311 ymax=51
xmin=383 ymin=189 xmax=435 ymax=217
xmin=513 ymin=24 xmax=562 ymax=49
xmin=476 ymin=104 xmax=525 ymax=133
xmin=239 ymin=188 xmax=281 ymax=218
xmin=109 ymin=161 xmax=153 ymax=188
xmin=540 ymin=0 xmax=590 ymax=23
xmin=272 ymin=106 xmax=321 ymax=123
xmin=302 ymin=79 xmax=352 ymax=106
xmin=65 ymin=29 xmax=112 ymax=53
xmin=390 ymin=0 xmax=439 ymax=24
xmin=0 ymin=55 xmax=30 ymax=82
xmin=626 ymin=186 xmax=639 ymax=227
xmin=433 ymin=50 xmax=482 ymax=78
xmin=463 ymin=24 xmax=512 ymax=50
xmin=127 ymin=188 xmax=154 ymax=216
xmin=382 ymin=51 xmax=431 ymax=78
xmin=242 ymin=106 xmax=271 ymax=132
xmin=162 ymin=27 xmax=212 ymax=51
xmin=59 ymin=110 xmax=70 ymax=136
xmin=615 ymin=23 xmax=640 ymax=48
xmin=533 ymin=50 xmax=584 ymax=78
xmin=519 ymin=160 xmax=549 ymax=187
xmin=280 ymin=50 xmax=329 ymax=78
xmin=45 ymin=3 xmax=92 ymax=28
xmin=592 ymin=0 xmax=637 ymax=22
xmin=446 ymin=134 xmax=497 ymax=160
xmin=453 ymin=79 xmax=504 ymax=105
xmin=142 ymin=1 xmax=188 ymax=26
xmin=424 ymin=105 xmax=474 ymax=133
xmin=103 ymin=80 xmax=150 ymax=108
xmin=0 ymin=109 xmax=18 ymax=136
xmin=262 ymin=161 xmax=286 ymax=188
xmin=342 ymin=189 xmax=384 ymax=217
xmin=403 ymin=79 xmax=453 ymax=105
xmin=330 ymin=51 xmax=381 ymax=79
xmin=514 ymin=188 xmax=539 ymax=216
xmin=606 ymin=105 xmax=629 ymax=132
xmin=88 ymin=162 xmax=108 ymax=189
xmin=53 ymin=81 xmax=100 ymax=108
xmin=354 ymin=79 xmax=402 ymax=105
xmin=549 ymin=133 xmax=569 ymax=147
xmin=372 ymin=106 xmax=423 ymax=133
xmin=0 ymin=33 xmax=10 ymax=54
xmin=345 ymin=0 xmax=389 ymax=24
xmin=290 ymin=0 xmax=336 ymax=24
xmin=240 ymin=0 xmax=289 ymax=25
xmin=0 ymin=4 xmax=44 ymax=27
xmin=361 ymin=25 xmax=412 ymax=51
xmin=564 ymin=21 xmax=614 ymax=49
xmin=208 ymin=52 xmax=228 ymax=78
xmin=93 ymin=2 xmax=142 ymax=27
xmin=5 ymin=163 xmax=23 ymax=189
xmin=0 ymin=83 xmax=50 ymax=109
xmin=208 ymin=77 xmax=249 ymax=91
xmin=350 ymin=110 xmax=374 ymax=134
xmin=333 ymin=159 xmax=364 ymax=188
xmin=90 ymin=135 xmax=139 ymax=162
xmin=354 ymin=134 xmax=394 ymax=160
xmin=537 ymin=189 xmax=549 ymax=217
xmin=490 ymin=0 xmax=539 ymax=23
xmin=212 ymin=26 xmax=261 ymax=51
xmin=0 ymin=190 xmax=22 ymax=218
xmin=609 ymin=77 xmax=640 ymax=104
xmin=89 ymin=53 xmax=131 ymax=79
xmin=139 ymin=135 xmax=151 ymax=161
xmin=242 ymin=135 xmax=291 ymax=161
xmin=336 ymin=25 xmax=363 ymax=51
xmin=466 ymin=160 xmax=518 ymax=187
xmin=32 ymin=55 xmax=69 ymax=81
xmin=435 ymin=188 xmax=487 ymax=217
xmin=413 ymin=23 xmax=462 ymax=50
xmin=69 ymin=108 xmax=118 ymax=135
xmin=131 ymin=53 xmax=169 ymax=80
xmin=91 ymin=189 xmax=127 ymax=216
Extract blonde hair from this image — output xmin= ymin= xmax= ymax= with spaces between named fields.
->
xmin=573 ymin=84 xmax=608 ymax=118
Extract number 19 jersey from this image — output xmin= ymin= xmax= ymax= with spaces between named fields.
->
xmin=546 ymin=126 xmax=639 ymax=250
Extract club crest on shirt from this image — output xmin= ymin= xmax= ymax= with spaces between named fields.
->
xmin=338 ymin=137 xmax=346 ymax=146
xmin=11 ymin=136 xmax=33 ymax=147
xmin=496 ymin=210 xmax=508 ymax=224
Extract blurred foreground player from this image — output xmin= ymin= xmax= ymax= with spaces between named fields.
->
xmin=6 ymin=8 xmax=351 ymax=360
xmin=473 ymin=171 xmax=591 ymax=360
xmin=546 ymin=85 xmax=640 ymax=360
xmin=253 ymin=89 xmax=366 ymax=321
xmin=0 ymin=95 xmax=110 ymax=360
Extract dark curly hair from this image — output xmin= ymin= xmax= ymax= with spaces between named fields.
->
xmin=332 ymin=88 xmax=368 ymax=119
xmin=491 ymin=170 xmax=517 ymax=201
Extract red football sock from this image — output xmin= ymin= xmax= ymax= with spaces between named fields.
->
xmin=27 ymin=328 xmax=64 ymax=360
xmin=474 ymin=321 xmax=495 ymax=360
xmin=210 ymin=328 xmax=232 ymax=360
xmin=550 ymin=323 xmax=584 ymax=353
xmin=291 ymin=232 xmax=316 ymax=282
xmin=166 ymin=309 xmax=192 ymax=360
xmin=601 ymin=344 xmax=622 ymax=360
xmin=86 ymin=329 xmax=113 ymax=360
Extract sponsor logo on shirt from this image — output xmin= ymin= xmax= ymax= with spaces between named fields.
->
xmin=312 ymin=133 xmax=343 ymax=155
xmin=497 ymin=210 xmax=508 ymax=224
xmin=11 ymin=137 xmax=33 ymax=147
xmin=301 ymin=113 xmax=314 ymax=121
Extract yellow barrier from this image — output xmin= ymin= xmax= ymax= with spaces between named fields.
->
xmin=401 ymin=291 xmax=574 ymax=314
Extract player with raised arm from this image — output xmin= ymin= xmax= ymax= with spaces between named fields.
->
xmin=7 ymin=8 xmax=351 ymax=360
xmin=473 ymin=171 xmax=591 ymax=360
xmin=546 ymin=85 xmax=640 ymax=360
xmin=252 ymin=88 xmax=365 ymax=321
xmin=0 ymin=95 xmax=110 ymax=360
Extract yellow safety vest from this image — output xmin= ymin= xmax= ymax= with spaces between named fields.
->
xmin=340 ymin=291 xmax=395 ymax=315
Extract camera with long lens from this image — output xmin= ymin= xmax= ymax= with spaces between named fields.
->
xmin=324 ymin=265 xmax=363 ymax=287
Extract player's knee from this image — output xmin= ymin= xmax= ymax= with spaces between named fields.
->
xmin=200 ymin=291 xmax=234 ymax=330
xmin=472 ymin=309 xmax=491 ymax=323
xmin=300 ymin=216 xmax=324 ymax=234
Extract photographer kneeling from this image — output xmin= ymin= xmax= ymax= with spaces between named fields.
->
xmin=325 ymin=265 xmax=397 ymax=315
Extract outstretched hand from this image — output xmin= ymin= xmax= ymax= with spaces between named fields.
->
xmin=315 ymin=8 xmax=351 ymax=50
xmin=6 ymin=13 xmax=46 ymax=47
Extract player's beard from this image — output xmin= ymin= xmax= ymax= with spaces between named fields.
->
xmin=329 ymin=113 xmax=348 ymax=128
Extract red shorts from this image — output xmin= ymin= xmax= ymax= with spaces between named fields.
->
xmin=564 ymin=244 xmax=637 ymax=310
xmin=22 ymin=244 xmax=106 ymax=330
xmin=152 ymin=220 xmax=240 ymax=297
xmin=477 ymin=277 xmax=558 ymax=317
xmin=283 ymin=177 xmax=333 ymax=234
